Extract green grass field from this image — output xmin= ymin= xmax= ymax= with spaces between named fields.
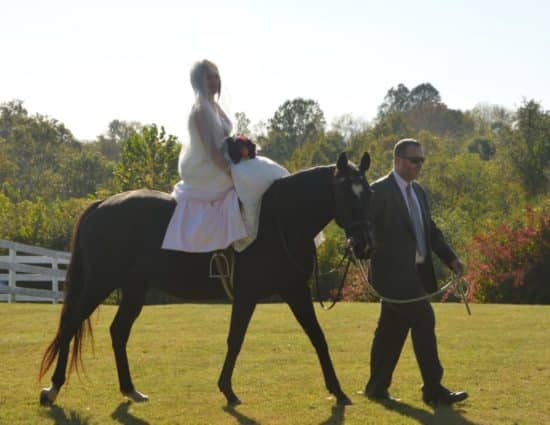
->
xmin=0 ymin=302 xmax=549 ymax=425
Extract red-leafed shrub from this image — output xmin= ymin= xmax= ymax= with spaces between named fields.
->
xmin=465 ymin=204 xmax=550 ymax=303
xmin=340 ymin=267 xmax=372 ymax=302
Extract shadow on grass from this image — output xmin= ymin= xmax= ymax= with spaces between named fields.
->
xmin=434 ymin=405 xmax=478 ymax=425
xmin=372 ymin=398 xmax=478 ymax=425
xmin=222 ymin=405 xmax=261 ymax=424
xmin=47 ymin=405 xmax=91 ymax=425
xmin=319 ymin=404 xmax=346 ymax=425
xmin=111 ymin=401 xmax=150 ymax=425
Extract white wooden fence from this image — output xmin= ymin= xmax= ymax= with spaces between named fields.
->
xmin=0 ymin=239 xmax=70 ymax=303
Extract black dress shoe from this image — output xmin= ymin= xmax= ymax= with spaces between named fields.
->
xmin=423 ymin=388 xmax=468 ymax=407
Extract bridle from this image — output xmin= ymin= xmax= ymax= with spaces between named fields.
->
xmin=276 ymin=211 xmax=372 ymax=311
xmin=275 ymin=217 xmax=353 ymax=310
xmin=275 ymin=166 xmax=374 ymax=310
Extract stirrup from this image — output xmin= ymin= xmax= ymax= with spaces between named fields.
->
xmin=209 ymin=252 xmax=230 ymax=279
xmin=209 ymin=251 xmax=235 ymax=300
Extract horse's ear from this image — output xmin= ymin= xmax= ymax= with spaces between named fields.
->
xmin=336 ymin=152 xmax=348 ymax=172
xmin=359 ymin=152 xmax=371 ymax=175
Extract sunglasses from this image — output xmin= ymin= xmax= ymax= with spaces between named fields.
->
xmin=399 ymin=156 xmax=425 ymax=165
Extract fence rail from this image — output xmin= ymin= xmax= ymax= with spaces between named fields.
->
xmin=0 ymin=240 xmax=70 ymax=303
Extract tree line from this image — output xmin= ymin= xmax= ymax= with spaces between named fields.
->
xmin=0 ymin=82 xmax=548 ymax=303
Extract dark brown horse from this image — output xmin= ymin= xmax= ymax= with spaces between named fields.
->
xmin=38 ymin=152 xmax=374 ymax=407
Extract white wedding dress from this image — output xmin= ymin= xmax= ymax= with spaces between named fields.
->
xmin=162 ymin=104 xmax=288 ymax=253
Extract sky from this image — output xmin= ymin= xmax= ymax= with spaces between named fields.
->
xmin=2 ymin=0 xmax=549 ymax=141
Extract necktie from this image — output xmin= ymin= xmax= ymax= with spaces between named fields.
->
xmin=406 ymin=184 xmax=426 ymax=258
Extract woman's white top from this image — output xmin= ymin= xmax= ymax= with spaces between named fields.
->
xmin=162 ymin=102 xmax=288 ymax=253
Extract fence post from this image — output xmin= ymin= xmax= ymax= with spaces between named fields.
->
xmin=8 ymin=248 xmax=16 ymax=303
xmin=51 ymin=258 xmax=59 ymax=304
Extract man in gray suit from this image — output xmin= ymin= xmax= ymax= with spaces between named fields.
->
xmin=364 ymin=138 xmax=468 ymax=407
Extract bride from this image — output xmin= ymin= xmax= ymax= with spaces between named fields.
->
xmin=162 ymin=59 xmax=288 ymax=253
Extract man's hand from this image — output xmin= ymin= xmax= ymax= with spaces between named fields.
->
xmin=450 ymin=258 xmax=465 ymax=277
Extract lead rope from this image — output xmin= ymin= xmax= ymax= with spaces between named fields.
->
xmin=350 ymin=247 xmax=471 ymax=315
xmin=275 ymin=215 xmax=353 ymax=310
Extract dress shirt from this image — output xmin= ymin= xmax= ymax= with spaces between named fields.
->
xmin=392 ymin=170 xmax=426 ymax=264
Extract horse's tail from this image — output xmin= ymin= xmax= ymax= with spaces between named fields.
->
xmin=38 ymin=200 xmax=102 ymax=382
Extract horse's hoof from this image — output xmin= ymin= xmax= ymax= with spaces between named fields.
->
xmin=222 ymin=390 xmax=242 ymax=406
xmin=336 ymin=393 xmax=353 ymax=406
xmin=39 ymin=386 xmax=57 ymax=406
xmin=227 ymin=396 xmax=242 ymax=407
xmin=39 ymin=389 xmax=53 ymax=407
xmin=123 ymin=390 xmax=149 ymax=402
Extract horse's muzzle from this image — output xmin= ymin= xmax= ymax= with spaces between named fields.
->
xmin=352 ymin=245 xmax=375 ymax=260
xmin=348 ymin=237 xmax=375 ymax=260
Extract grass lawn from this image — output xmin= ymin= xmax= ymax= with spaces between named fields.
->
xmin=0 ymin=302 xmax=549 ymax=424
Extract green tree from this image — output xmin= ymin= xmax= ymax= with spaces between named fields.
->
xmin=260 ymin=98 xmax=326 ymax=163
xmin=234 ymin=112 xmax=251 ymax=135
xmin=93 ymin=119 xmax=143 ymax=162
xmin=0 ymin=195 xmax=90 ymax=249
xmin=408 ymin=83 xmax=441 ymax=107
xmin=0 ymin=100 xmax=80 ymax=201
xmin=468 ymin=103 xmax=515 ymax=133
xmin=378 ymin=83 xmax=411 ymax=116
xmin=59 ymin=147 xmax=113 ymax=198
xmin=406 ymin=103 xmax=473 ymax=139
xmin=501 ymin=100 xmax=550 ymax=196
xmin=377 ymin=83 xmax=472 ymax=138
xmin=113 ymin=124 xmax=180 ymax=192
xmin=378 ymin=82 xmax=441 ymax=117
xmin=330 ymin=114 xmax=369 ymax=144
xmin=467 ymin=137 xmax=496 ymax=160
xmin=287 ymin=131 xmax=346 ymax=171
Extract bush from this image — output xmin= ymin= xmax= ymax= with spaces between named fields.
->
xmin=0 ymin=196 xmax=91 ymax=250
xmin=464 ymin=203 xmax=550 ymax=303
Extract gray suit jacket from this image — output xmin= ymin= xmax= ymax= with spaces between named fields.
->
xmin=370 ymin=172 xmax=457 ymax=300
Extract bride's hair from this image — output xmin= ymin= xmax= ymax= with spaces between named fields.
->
xmin=188 ymin=59 xmax=222 ymax=132
xmin=190 ymin=59 xmax=220 ymax=100
xmin=180 ymin=60 xmax=230 ymax=178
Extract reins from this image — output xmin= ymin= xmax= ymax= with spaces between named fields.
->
xmin=315 ymin=247 xmax=353 ymax=310
xmin=276 ymin=221 xmax=471 ymax=315
xmin=275 ymin=217 xmax=353 ymax=310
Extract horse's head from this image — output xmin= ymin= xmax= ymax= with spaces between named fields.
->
xmin=333 ymin=152 xmax=375 ymax=259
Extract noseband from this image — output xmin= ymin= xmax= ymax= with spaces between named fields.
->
xmin=342 ymin=219 xmax=371 ymax=247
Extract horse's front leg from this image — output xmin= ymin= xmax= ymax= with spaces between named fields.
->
xmin=218 ymin=297 xmax=256 ymax=406
xmin=283 ymin=286 xmax=352 ymax=405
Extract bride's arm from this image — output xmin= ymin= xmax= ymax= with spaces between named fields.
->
xmin=193 ymin=108 xmax=230 ymax=174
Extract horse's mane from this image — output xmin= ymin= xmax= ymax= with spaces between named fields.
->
xmin=258 ymin=165 xmax=336 ymax=240
xmin=264 ymin=165 xmax=334 ymax=206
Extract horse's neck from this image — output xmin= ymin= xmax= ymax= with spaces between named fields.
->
xmin=276 ymin=166 xmax=334 ymax=239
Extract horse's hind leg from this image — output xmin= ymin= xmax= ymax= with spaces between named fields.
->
xmin=283 ymin=286 xmax=352 ymax=405
xmin=218 ymin=297 xmax=256 ymax=405
xmin=41 ymin=284 xmax=111 ymax=406
xmin=110 ymin=287 xmax=147 ymax=402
